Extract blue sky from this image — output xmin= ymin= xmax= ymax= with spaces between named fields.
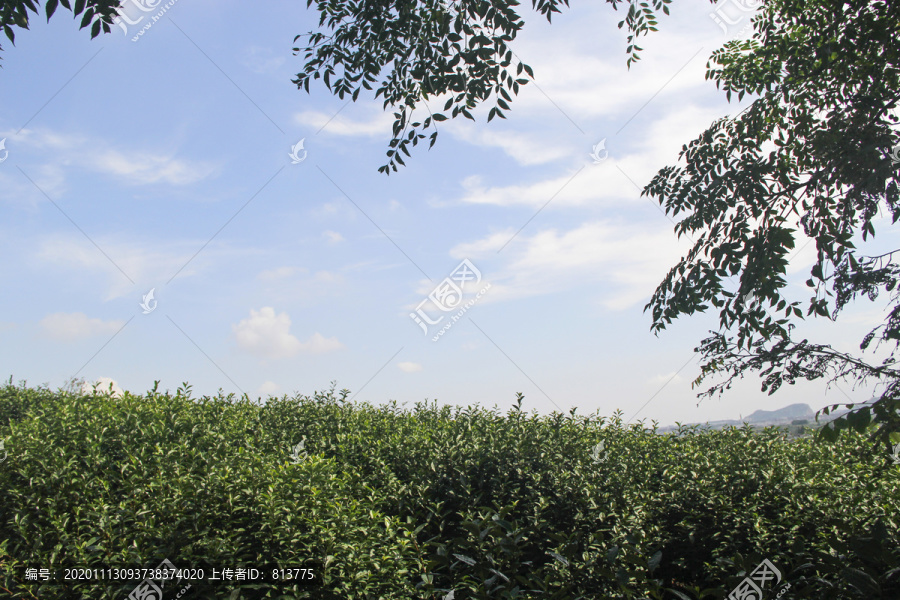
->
xmin=1 ymin=0 xmax=895 ymax=426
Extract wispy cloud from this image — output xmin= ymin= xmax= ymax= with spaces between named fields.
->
xmin=322 ymin=230 xmax=344 ymax=244
xmin=448 ymin=125 xmax=572 ymax=166
xmin=39 ymin=312 xmax=124 ymax=341
xmin=449 ymin=219 xmax=692 ymax=310
xmin=450 ymin=102 xmax=731 ymax=208
xmin=35 ymin=234 xmax=216 ymax=300
xmin=15 ymin=128 xmax=219 ymax=186
xmin=258 ymin=266 xmax=306 ymax=281
xmin=256 ymin=380 xmax=282 ymax=397
xmin=647 ymin=371 xmax=686 ymax=388
xmin=293 ymin=108 xmax=394 ymax=137
xmin=240 ymin=45 xmax=286 ymax=74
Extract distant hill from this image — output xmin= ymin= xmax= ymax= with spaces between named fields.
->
xmin=745 ymin=403 xmax=813 ymax=423
xmin=657 ymin=399 xmax=877 ymax=434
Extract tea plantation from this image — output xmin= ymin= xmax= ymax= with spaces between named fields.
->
xmin=0 ymin=381 xmax=897 ymax=599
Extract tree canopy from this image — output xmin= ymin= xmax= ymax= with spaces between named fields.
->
xmin=1 ymin=0 xmax=119 ymax=61
xmin=643 ymin=0 xmax=900 ymax=446
xmin=291 ymin=0 xmax=671 ymax=173
xmin=1 ymin=0 xmax=673 ymax=171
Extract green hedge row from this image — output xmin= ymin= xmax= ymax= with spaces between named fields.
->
xmin=0 ymin=381 xmax=897 ymax=599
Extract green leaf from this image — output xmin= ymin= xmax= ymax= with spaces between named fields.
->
xmin=46 ymin=0 xmax=59 ymax=21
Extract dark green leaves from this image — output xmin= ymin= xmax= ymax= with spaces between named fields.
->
xmin=645 ymin=0 xmax=900 ymax=443
xmin=292 ymin=0 xmax=676 ymax=173
xmin=0 ymin=0 xmax=119 ymax=63
xmin=45 ymin=0 xmax=58 ymax=20
xmin=1 ymin=381 xmax=898 ymax=598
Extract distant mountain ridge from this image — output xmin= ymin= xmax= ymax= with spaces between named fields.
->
xmin=658 ymin=399 xmax=877 ymax=433
xmin=744 ymin=403 xmax=813 ymax=423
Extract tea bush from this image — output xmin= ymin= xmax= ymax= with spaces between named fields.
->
xmin=0 ymin=381 xmax=897 ymax=599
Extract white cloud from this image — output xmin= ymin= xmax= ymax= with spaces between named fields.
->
xmin=647 ymin=372 xmax=686 ymax=388
xmin=398 ymin=361 xmax=423 ymax=373
xmin=513 ymin=49 xmax=708 ymax=122
xmin=446 ymin=218 xmax=692 ymax=311
xmin=233 ymin=307 xmax=300 ymax=358
xmin=254 ymin=266 xmax=348 ymax=306
xmin=15 ymin=128 xmax=218 ymax=186
xmin=256 ymin=380 xmax=282 ymax=397
xmin=450 ymin=102 xmax=730 ymax=208
xmin=455 ymin=168 xmax=620 ymax=208
xmin=240 ymin=45 xmax=286 ymax=74
xmin=323 ymin=230 xmax=344 ymax=244
xmin=298 ymin=332 xmax=345 ymax=353
xmin=259 ymin=266 xmax=305 ymax=281
xmin=94 ymin=149 xmax=217 ymax=185
xmin=40 ymin=312 xmax=124 ymax=341
xmin=311 ymin=199 xmax=357 ymax=221
xmin=447 ymin=125 xmax=572 ymax=166
xmin=232 ymin=307 xmax=343 ymax=358
xmin=313 ymin=270 xmax=343 ymax=283
xmin=293 ymin=108 xmax=394 ymax=137
xmin=484 ymin=0 xmax=730 ymax=123
xmin=35 ymin=235 xmax=212 ymax=301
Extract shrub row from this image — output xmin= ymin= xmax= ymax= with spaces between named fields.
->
xmin=0 ymin=381 xmax=897 ymax=599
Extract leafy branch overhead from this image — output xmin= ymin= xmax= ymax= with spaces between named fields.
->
xmin=1 ymin=0 xmax=673 ymax=172
xmin=0 ymin=0 xmax=121 ymax=62
xmin=291 ymin=0 xmax=674 ymax=174
xmin=642 ymin=0 xmax=900 ymax=444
